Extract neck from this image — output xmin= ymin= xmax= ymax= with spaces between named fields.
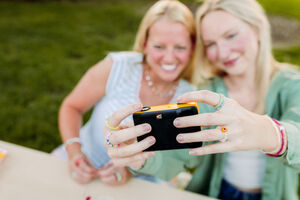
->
xmin=224 ymin=66 xmax=256 ymax=92
xmin=143 ymin=65 xmax=178 ymax=98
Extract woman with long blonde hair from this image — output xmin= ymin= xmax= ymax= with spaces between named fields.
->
xmin=105 ymin=0 xmax=300 ymax=199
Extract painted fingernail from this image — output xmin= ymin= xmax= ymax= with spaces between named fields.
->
xmin=174 ymin=119 xmax=180 ymax=126
xmin=177 ymin=134 xmax=183 ymax=143
xmin=143 ymin=124 xmax=151 ymax=132
xmin=148 ymin=137 xmax=155 ymax=145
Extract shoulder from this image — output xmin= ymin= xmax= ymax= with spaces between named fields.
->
xmin=178 ymin=79 xmax=196 ymax=92
xmin=106 ymin=51 xmax=143 ymax=65
xmin=273 ymin=68 xmax=300 ymax=87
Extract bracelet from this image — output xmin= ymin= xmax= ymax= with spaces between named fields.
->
xmin=265 ymin=118 xmax=286 ymax=157
xmin=65 ymin=137 xmax=81 ymax=147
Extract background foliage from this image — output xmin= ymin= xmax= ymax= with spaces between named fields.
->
xmin=0 ymin=0 xmax=299 ymax=151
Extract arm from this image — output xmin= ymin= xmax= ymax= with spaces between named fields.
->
xmin=277 ymin=77 xmax=300 ymax=168
xmin=58 ymin=57 xmax=113 ymax=184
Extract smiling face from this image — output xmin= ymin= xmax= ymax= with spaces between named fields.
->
xmin=144 ymin=18 xmax=193 ymax=82
xmin=201 ymin=10 xmax=259 ymax=77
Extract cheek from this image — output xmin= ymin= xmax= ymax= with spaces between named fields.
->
xmin=234 ymin=32 xmax=257 ymax=53
xmin=175 ymin=50 xmax=192 ymax=64
xmin=146 ymin=49 xmax=164 ymax=62
xmin=206 ymin=48 xmax=217 ymax=62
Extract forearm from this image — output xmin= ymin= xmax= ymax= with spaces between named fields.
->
xmin=58 ymin=103 xmax=83 ymax=158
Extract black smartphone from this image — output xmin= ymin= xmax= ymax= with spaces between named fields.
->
xmin=133 ymin=102 xmax=202 ymax=151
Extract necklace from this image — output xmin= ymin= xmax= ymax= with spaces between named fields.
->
xmin=144 ymin=70 xmax=178 ymax=98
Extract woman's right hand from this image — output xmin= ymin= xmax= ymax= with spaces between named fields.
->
xmin=104 ymin=104 xmax=156 ymax=169
xmin=68 ymin=153 xmax=98 ymax=184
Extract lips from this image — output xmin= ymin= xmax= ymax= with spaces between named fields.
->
xmin=224 ymin=57 xmax=239 ymax=67
xmin=161 ymin=64 xmax=177 ymax=71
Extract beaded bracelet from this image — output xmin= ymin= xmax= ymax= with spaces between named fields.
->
xmin=265 ymin=118 xmax=286 ymax=157
xmin=65 ymin=137 xmax=81 ymax=147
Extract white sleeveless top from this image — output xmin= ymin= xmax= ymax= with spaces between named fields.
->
xmin=223 ymin=150 xmax=266 ymax=189
xmin=80 ymin=52 xmax=195 ymax=168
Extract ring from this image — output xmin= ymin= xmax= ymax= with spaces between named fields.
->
xmin=105 ymin=117 xmax=120 ymax=130
xmin=220 ymin=127 xmax=229 ymax=142
xmin=71 ymin=171 xmax=77 ymax=179
xmin=214 ymin=94 xmax=225 ymax=111
xmin=115 ymin=171 xmax=122 ymax=182
xmin=105 ymin=132 xmax=120 ymax=148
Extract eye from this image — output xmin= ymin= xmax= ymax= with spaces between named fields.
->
xmin=204 ymin=42 xmax=215 ymax=48
xmin=175 ymin=46 xmax=186 ymax=50
xmin=227 ymin=33 xmax=237 ymax=39
xmin=154 ymin=45 xmax=164 ymax=49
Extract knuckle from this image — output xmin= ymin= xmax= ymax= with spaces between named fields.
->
xmin=204 ymin=113 xmax=214 ymax=125
xmin=201 ymin=90 xmax=211 ymax=97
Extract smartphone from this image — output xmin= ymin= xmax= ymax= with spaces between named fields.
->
xmin=133 ymin=102 xmax=202 ymax=151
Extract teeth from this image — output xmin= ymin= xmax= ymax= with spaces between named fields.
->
xmin=162 ymin=64 xmax=176 ymax=71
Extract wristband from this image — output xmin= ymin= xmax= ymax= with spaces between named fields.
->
xmin=265 ymin=118 xmax=286 ymax=157
xmin=65 ymin=137 xmax=81 ymax=147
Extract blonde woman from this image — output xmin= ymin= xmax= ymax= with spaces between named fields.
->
xmin=105 ymin=0 xmax=300 ymax=199
xmin=57 ymin=0 xmax=196 ymax=185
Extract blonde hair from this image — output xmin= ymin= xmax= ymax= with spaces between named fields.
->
xmin=133 ymin=0 xmax=196 ymax=82
xmin=194 ymin=0 xmax=277 ymax=113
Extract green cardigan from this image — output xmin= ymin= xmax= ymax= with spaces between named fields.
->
xmin=137 ymin=69 xmax=300 ymax=200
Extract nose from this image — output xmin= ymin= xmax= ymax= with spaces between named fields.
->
xmin=163 ymin=48 xmax=176 ymax=64
xmin=217 ymin=43 xmax=231 ymax=61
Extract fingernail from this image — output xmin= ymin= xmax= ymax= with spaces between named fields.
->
xmin=148 ymin=137 xmax=155 ymax=145
xmin=177 ymin=97 xmax=182 ymax=102
xmin=143 ymin=124 xmax=151 ymax=132
xmin=174 ymin=119 xmax=180 ymax=126
xmin=177 ymin=134 xmax=183 ymax=143
xmin=135 ymin=103 xmax=142 ymax=110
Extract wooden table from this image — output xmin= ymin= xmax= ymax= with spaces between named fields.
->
xmin=0 ymin=141 xmax=215 ymax=200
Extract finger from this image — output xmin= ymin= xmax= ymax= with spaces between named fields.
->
xmin=120 ymin=120 xmax=134 ymax=129
xmin=109 ymin=123 xmax=151 ymax=145
xmin=189 ymin=142 xmax=235 ymax=156
xmin=108 ymin=104 xmax=143 ymax=128
xmin=174 ymin=113 xmax=231 ymax=128
xmin=177 ymin=128 xmax=225 ymax=143
xmin=98 ymin=164 xmax=117 ymax=177
xmin=177 ymin=90 xmax=221 ymax=107
xmin=108 ymin=136 xmax=155 ymax=158
xmin=100 ymin=174 xmax=116 ymax=184
xmin=73 ymin=168 xmax=95 ymax=183
xmin=78 ymin=160 xmax=97 ymax=174
xmin=112 ymin=152 xmax=155 ymax=167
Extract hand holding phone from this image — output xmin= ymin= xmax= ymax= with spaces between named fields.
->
xmin=133 ymin=103 xmax=202 ymax=151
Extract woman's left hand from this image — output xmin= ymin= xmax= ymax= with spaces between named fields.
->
xmin=174 ymin=90 xmax=279 ymax=156
xmin=97 ymin=161 xmax=132 ymax=186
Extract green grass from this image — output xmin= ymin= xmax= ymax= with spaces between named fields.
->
xmin=0 ymin=0 xmax=300 ymax=151
xmin=0 ymin=1 xmax=147 ymax=152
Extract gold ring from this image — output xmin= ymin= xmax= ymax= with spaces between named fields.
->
xmin=220 ymin=127 xmax=229 ymax=142
xmin=105 ymin=120 xmax=120 ymax=130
